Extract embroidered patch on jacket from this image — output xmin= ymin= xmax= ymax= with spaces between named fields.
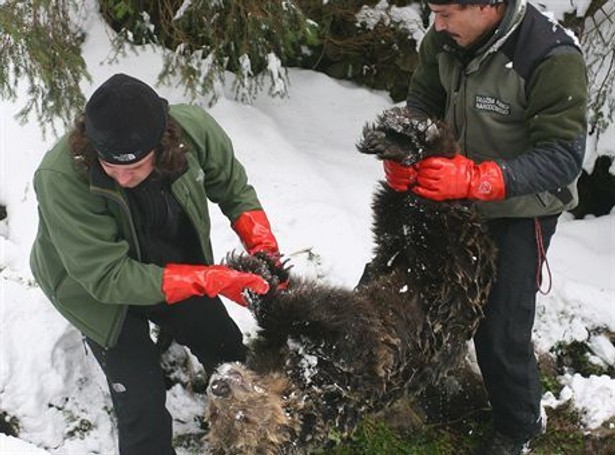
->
xmin=474 ymin=95 xmax=511 ymax=116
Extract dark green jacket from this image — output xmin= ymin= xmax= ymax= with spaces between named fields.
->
xmin=408 ymin=0 xmax=588 ymax=218
xmin=30 ymin=104 xmax=262 ymax=347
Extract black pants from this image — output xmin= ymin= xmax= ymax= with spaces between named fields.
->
xmin=474 ymin=215 xmax=558 ymax=440
xmin=85 ymin=296 xmax=246 ymax=455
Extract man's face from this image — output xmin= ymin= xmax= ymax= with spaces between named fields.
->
xmin=429 ymin=3 xmax=499 ymax=48
xmin=99 ymin=150 xmax=156 ymax=188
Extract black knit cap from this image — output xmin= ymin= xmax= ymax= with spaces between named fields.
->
xmin=85 ymin=73 xmax=169 ymax=164
xmin=427 ymin=0 xmax=504 ymax=4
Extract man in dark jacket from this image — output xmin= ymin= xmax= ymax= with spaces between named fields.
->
xmin=30 ymin=73 xmax=283 ymax=454
xmin=383 ymin=0 xmax=587 ymax=453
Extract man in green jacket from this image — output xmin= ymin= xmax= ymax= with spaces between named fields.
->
xmin=30 ymin=73 xmax=282 ymax=454
xmin=383 ymin=0 xmax=587 ymax=453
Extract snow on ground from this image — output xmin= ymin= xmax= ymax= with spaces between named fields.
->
xmin=1 ymin=1 xmax=613 ymax=453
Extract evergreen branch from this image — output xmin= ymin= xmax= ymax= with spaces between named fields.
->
xmin=0 ymin=0 xmax=90 ymax=137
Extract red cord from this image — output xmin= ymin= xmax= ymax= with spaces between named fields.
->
xmin=535 ymin=218 xmax=552 ymax=295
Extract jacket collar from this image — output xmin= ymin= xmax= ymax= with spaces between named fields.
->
xmin=441 ymin=0 xmax=527 ymax=66
xmin=90 ymin=161 xmax=118 ymax=192
xmin=479 ymin=0 xmax=526 ymax=56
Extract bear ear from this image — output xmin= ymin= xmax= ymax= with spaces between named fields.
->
xmin=424 ymin=120 xmax=459 ymax=158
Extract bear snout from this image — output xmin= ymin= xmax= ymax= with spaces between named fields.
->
xmin=210 ymin=378 xmax=231 ymax=397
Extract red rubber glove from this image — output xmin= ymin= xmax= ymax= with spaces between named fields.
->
xmin=413 ymin=155 xmax=505 ymax=201
xmin=232 ymin=210 xmax=289 ymax=290
xmin=232 ymin=210 xmax=280 ymax=256
xmin=383 ymin=160 xmax=417 ymax=192
xmin=162 ymin=264 xmax=269 ymax=306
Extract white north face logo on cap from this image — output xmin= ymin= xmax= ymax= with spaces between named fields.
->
xmin=112 ymin=153 xmax=138 ymax=162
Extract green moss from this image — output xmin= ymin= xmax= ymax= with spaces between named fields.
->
xmin=315 ymin=399 xmax=614 ymax=455
xmin=324 ymin=417 xmax=484 ymax=454
xmin=551 ymin=339 xmax=615 ymax=378
xmin=540 ymin=370 xmax=563 ymax=395
xmin=65 ymin=418 xmax=94 ymax=439
xmin=532 ymin=404 xmax=586 ymax=454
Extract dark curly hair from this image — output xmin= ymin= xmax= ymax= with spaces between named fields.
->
xmin=69 ymin=114 xmax=189 ymax=177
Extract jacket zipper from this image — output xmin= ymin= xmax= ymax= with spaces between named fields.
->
xmin=452 ymin=64 xmax=468 ymax=155
xmin=90 ymin=186 xmax=142 ymax=261
xmin=171 ymin=181 xmax=209 ymax=261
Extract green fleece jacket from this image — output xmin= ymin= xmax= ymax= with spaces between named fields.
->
xmin=30 ymin=104 xmax=262 ymax=347
xmin=408 ymin=0 xmax=588 ymax=218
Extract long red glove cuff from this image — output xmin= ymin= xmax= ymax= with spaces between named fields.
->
xmin=232 ymin=210 xmax=279 ymax=255
xmin=233 ymin=211 xmax=290 ymax=292
xmin=469 ymin=161 xmax=506 ymax=201
xmin=413 ymin=155 xmax=505 ymax=201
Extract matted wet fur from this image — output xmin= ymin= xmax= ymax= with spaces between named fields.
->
xmin=206 ymin=107 xmax=497 ymax=454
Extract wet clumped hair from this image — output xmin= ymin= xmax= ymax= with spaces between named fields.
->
xmin=206 ymin=106 xmax=497 ymax=454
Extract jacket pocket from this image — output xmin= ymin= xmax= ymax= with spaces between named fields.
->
xmin=55 ymin=276 xmax=126 ymax=347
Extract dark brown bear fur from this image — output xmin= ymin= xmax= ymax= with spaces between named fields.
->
xmin=205 ymin=107 xmax=497 ymax=454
